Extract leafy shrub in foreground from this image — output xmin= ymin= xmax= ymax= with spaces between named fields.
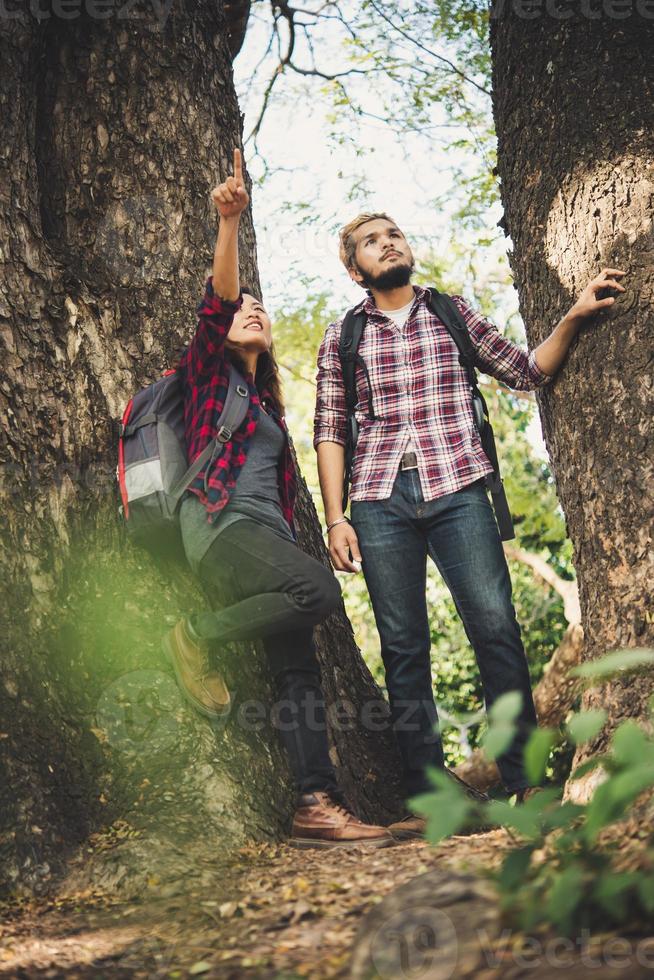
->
xmin=409 ymin=648 xmax=654 ymax=936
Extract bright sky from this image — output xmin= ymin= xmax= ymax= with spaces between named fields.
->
xmin=232 ymin=8 xmax=549 ymax=457
xmin=233 ymin=8 xmax=498 ymax=304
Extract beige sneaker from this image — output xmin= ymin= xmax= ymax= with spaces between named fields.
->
xmin=289 ymin=792 xmax=395 ymax=849
xmin=163 ymin=618 xmax=231 ymax=719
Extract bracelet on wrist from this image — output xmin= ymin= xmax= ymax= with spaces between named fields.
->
xmin=326 ymin=517 xmax=350 ymax=534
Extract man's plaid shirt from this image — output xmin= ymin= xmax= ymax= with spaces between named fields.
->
xmin=177 ymin=276 xmax=297 ymax=531
xmin=313 ymin=284 xmax=552 ymax=502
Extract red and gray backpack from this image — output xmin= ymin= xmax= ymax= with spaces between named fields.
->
xmin=117 ymin=363 xmax=249 ymax=557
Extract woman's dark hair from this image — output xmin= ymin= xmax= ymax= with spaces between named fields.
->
xmin=225 ymin=286 xmax=285 ymax=415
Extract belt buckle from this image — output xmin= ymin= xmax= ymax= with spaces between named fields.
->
xmin=400 ymin=451 xmax=418 ymax=472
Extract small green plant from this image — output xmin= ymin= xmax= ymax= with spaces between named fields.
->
xmin=409 ymin=648 xmax=654 ymax=936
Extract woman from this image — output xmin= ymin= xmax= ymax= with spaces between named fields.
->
xmin=163 ymin=149 xmax=393 ymax=850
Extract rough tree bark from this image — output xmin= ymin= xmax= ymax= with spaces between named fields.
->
xmin=490 ymin=5 xmax=654 ymax=800
xmin=0 ymin=0 xmax=403 ymax=900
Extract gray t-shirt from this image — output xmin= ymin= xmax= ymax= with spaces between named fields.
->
xmin=382 ymin=298 xmax=417 ymax=455
xmin=179 ymin=408 xmax=294 ymax=575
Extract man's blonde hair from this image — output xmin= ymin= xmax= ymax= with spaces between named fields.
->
xmin=338 ymin=212 xmax=397 ymax=270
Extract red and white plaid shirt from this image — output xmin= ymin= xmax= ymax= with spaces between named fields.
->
xmin=178 ymin=277 xmax=297 ymax=530
xmin=313 ymin=284 xmax=552 ymax=502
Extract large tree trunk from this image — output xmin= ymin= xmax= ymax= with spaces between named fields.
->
xmin=490 ymin=7 xmax=654 ymax=799
xmin=0 ymin=1 xmax=403 ymax=900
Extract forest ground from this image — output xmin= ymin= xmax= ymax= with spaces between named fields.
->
xmin=2 ymin=828 xmax=653 ymax=980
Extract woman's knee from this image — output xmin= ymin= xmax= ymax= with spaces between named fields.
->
xmin=294 ymin=566 xmax=341 ymax=622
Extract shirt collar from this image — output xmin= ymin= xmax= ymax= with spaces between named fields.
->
xmin=355 ymin=283 xmax=429 ymax=320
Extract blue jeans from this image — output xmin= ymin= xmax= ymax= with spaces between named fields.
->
xmin=350 ymin=469 xmax=537 ymax=797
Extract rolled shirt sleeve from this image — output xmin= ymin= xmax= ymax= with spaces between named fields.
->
xmin=178 ymin=276 xmax=243 ymax=381
xmin=450 ymin=294 xmax=552 ymax=391
xmin=313 ymin=321 xmax=348 ymax=448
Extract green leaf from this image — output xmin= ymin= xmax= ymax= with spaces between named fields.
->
xmin=606 ymin=765 xmax=654 ymax=808
xmin=497 ymin=845 xmax=534 ymax=892
xmin=485 ymin=799 xmax=541 ymax=839
xmin=482 ymin=692 xmax=524 ymax=760
xmin=545 ymin=865 xmax=585 ymax=935
xmin=610 ymin=720 xmax=650 ymax=767
xmin=523 ymin=728 xmax=556 ymax=785
xmin=189 ymin=963 xmax=212 ymax=976
xmin=570 ymin=648 xmax=654 ymax=679
xmin=568 ymin=756 xmax=606 ymax=781
xmin=593 ymin=873 xmax=638 ymax=921
xmin=583 ymin=778 xmax=626 ymax=844
xmin=409 ymin=791 xmax=471 ymax=843
xmin=424 ymin=766 xmax=459 ymax=794
xmin=483 ymin=723 xmax=516 ymax=761
xmin=489 ymin=690 xmax=524 ymax=724
xmin=567 ymin=709 xmax=607 ymax=745
xmin=638 ymin=874 xmax=654 ymax=913
xmin=539 ymin=801 xmax=584 ymax=833
xmin=583 ymin=762 xmax=654 ymax=843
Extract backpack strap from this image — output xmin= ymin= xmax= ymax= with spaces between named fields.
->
xmin=425 ymin=286 xmax=515 ymax=541
xmin=338 ymin=308 xmax=380 ymax=513
xmin=335 ymin=289 xmax=515 ymax=540
xmin=169 ymin=363 xmax=250 ymax=504
xmin=339 ymin=309 xmax=379 ymax=421
xmin=424 ymin=289 xmax=478 ymax=378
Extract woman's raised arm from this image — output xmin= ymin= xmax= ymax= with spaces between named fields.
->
xmin=210 ymin=147 xmax=249 ymax=302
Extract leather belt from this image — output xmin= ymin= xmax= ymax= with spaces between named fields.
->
xmin=399 ymin=451 xmax=418 ymax=471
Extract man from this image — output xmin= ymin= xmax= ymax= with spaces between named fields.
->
xmin=313 ymin=212 xmax=625 ymax=838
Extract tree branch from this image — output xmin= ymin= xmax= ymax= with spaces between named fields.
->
xmin=504 ymin=544 xmax=581 ymax=625
xmin=367 ymin=0 xmax=491 ymax=98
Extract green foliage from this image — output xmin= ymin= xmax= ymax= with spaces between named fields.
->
xmin=567 ymin=709 xmax=607 ymax=745
xmin=571 ymin=648 xmax=654 ymax=679
xmin=241 ymin=0 xmax=497 ymax=238
xmin=523 ymin=728 xmax=557 ymax=785
xmin=483 ymin=691 xmax=524 ymax=760
xmin=409 ymin=650 xmax=654 ymax=937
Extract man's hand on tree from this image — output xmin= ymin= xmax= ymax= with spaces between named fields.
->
xmin=211 ymin=148 xmax=249 ymax=220
xmin=328 ymin=522 xmax=362 ymax=573
xmin=568 ymin=267 xmax=627 ymax=322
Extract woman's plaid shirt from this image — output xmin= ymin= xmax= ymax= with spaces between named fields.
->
xmin=313 ymin=285 xmax=552 ymax=502
xmin=177 ymin=276 xmax=297 ymax=531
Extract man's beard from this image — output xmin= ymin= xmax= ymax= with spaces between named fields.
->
xmin=359 ymin=258 xmax=414 ymax=291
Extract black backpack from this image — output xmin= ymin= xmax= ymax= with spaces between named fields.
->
xmin=117 ymin=363 xmax=250 ymax=558
xmin=338 ymin=286 xmax=515 ymax=541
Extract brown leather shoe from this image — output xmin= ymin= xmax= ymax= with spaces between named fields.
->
xmin=289 ymin=792 xmax=395 ymax=849
xmin=388 ymin=812 xmax=427 ymax=840
xmin=163 ymin=618 xmax=231 ymax=719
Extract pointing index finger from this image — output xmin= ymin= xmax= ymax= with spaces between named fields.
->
xmin=233 ymin=147 xmax=244 ymax=183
